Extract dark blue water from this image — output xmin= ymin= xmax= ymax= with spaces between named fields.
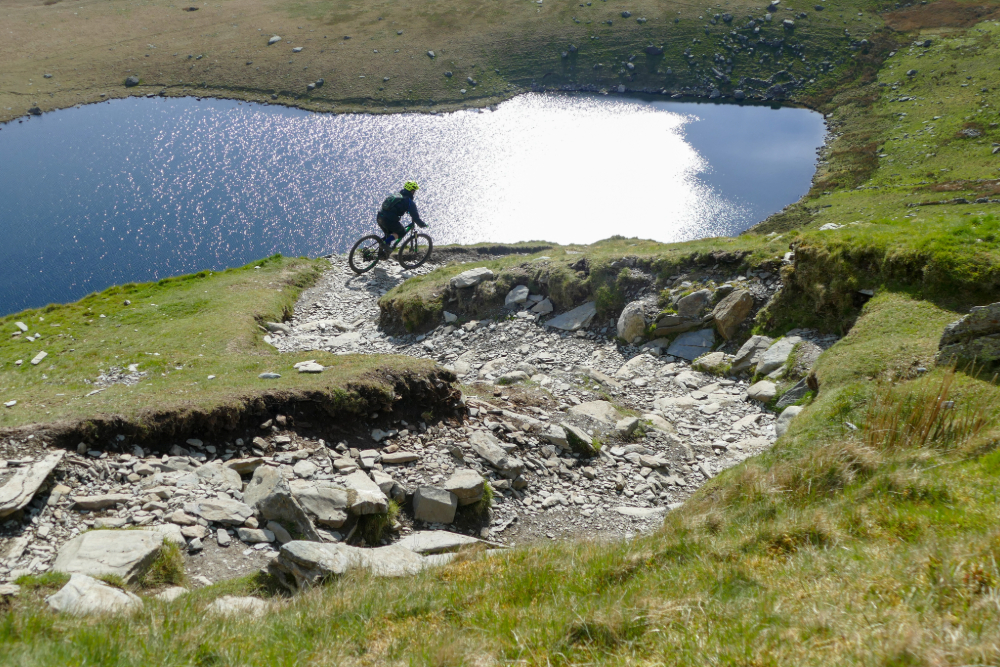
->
xmin=0 ymin=93 xmax=825 ymax=315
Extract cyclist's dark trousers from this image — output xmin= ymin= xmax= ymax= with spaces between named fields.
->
xmin=376 ymin=215 xmax=405 ymax=244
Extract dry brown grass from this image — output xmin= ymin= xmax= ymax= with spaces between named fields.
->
xmin=863 ymin=368 xmax=991 ymax=452
xmin=884 ymin=0 xmax=1000 ymax=31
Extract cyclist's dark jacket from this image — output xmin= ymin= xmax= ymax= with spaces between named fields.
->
xmin=377 ymin=189 xmax=427 ymax=236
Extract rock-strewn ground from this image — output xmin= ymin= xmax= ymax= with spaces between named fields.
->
xmin=0 ymin=252 xmax=837 ymax=588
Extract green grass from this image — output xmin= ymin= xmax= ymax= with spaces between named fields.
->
xmin=136 ymin=542 xmax=186 ymax=590
xmin=382 ymin=235 xmax=792 ymax=332
xmin=7 ymin=2 xmax=1000 ymax=665
xmin=0 ymin=254 xmax=436 ymax=438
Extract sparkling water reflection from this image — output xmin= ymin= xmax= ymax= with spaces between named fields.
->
xmin=0 ymin=93 xmax=825 ymax=315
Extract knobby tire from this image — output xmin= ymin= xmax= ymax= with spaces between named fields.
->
xmin=348 ymin=235 xmax=385 ymax=274
xmin=397 ymin=233 xmax=433 ymax=270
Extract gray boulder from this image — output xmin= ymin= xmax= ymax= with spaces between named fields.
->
xmin=775 ymin=405 xmax=803 ymax=438
xmin=450 ymin=267 xmax=494 ymax=289
xmin=124 ymin=75 xmax=140 ymax=87
xmin=468 ymin=431 xmax=524 ymax=478
xmin=615 ymin=416 xmax=640 ymax=437
xmin=746 ymin=380 xmax=777 ymax=402
xmin=568 ymin=400 xmax=621 ymax=425
xmin=208 ymin=596 xmax=268 ymax=617
xmin=712 ymin=289 xmax=754 ymax=340
xmin=183 ymin=497 xmax=254 ymax=525
xmin=443 ymin=469 xmax=485 ymax=506
xmin=692 ymin=351 xmax=730 ymax=375
xmin=756 ymin=336 xmax=802 ymax=376
xmin=531 ymin=298 xmax=554 ymax=314
xmin=676 ymin=289 xmax=713 ymax=318
xmin=0 ymin=451 xmax=64 ymax=518
xmin=617 ymin=301 xmax=646 ymax=342
xmin=46 ymin=574 xmax=142 ymax=616
xmin=289 ymin=480 xmax=349 ymax=528
xmin=342 ymin=471 xmax=390 ymax=514
xmin=667 ymin=328 xmax=715 ymax=361
xmin=653 ymin=314 xmax=700 ymax=335
xmin=194 ymin=463 xmax=242 ymax=492
xmin=413 ymin=486 xmax=458 ymax=524
xmin=545 ymin=302 xmax=597 ymax=331
xmin=396 ymin=531 xmax=484 ymax=554
xmin=243 ymin=466 xmax=321 ymax=540
xmin=269 ymin=541 xmax=436 ymax=590
xmin=731 ymin=335 xmax=773 ymax=373
xmin=72 ymin=493 xmax=132 ymax=511
xmin=939 ymin=302 xmax=1000 ymax=369
xmin=776 ymin=378 xmax=810 ymax=408
xmin=505 ymin=285 xmax=530 ymax=307
xmin=562 ymin=422 xmax=599 ymax=457
xmin=53 ymin=530 xmax=163 ymax=584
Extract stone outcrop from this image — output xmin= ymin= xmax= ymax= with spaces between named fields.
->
xmin=0 ymin=452 xmax=64 ymax=518
xmin=46 ymin=574 xmax=142 ymax=616
xmin=53 ymin=530 xmax=164 ymax=584
xmin=617 ymin=301 xmax=646 ymax=342
xmin=269 ymin=541 xmax=446 ymax=590
xmin=712 ymin=289 xmax=754 ymax=340
xmin=243 ymin=466 xmax=321 ymax=541
xmin=938 ymin=302 xmax=1000 ymax=369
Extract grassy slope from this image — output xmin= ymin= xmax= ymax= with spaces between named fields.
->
xmin=0 ymin=254 xmax=434 ymax=437
xmin=7 ymin=1 xmax=1000 ymax=665
xmin=0 ymin=0 xmax=880 ymax=123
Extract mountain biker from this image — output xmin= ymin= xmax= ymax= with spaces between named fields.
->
xmin=377 ymin=181 xmax=427 ymax=256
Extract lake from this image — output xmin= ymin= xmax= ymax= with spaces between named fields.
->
xmin=0 ymin=93 xmax=825 ymax=315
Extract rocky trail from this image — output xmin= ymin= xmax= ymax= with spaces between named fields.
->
xmin=0 ymin=249 xmax=839 ymax=613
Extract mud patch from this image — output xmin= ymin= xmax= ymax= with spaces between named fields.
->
xmin=884 ymin=0 xmax=1000 ymax=31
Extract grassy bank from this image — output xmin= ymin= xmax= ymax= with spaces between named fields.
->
xmin=3 ymin=290 xmax=999 ymax=665
xmin=0 ymin=254 xmax=439 ymax=444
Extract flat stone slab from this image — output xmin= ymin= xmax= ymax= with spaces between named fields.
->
xmin=53 ymin=530 xmax=164 ymax=584
xmin=194 ymin=463 xmax=242 ymax=492
xmin=0 ymin=451 xmax=63 ymax=518
xmin=450 ymin=267 xmax=494 ymax=289
xmin=183 ymin=497 xmax=254 ymax=525
xmin=747 ymin=380 xmax=777 ymax=402
xmin=756 ymin=336 xmax=802 ymax=376
xmin=443 ymin=469 xmax=485 ymax=506
xmin=208 ymin=595 xmax=269 ymax=617
xmin=396 ymin=531 xmax=484 ymax=555
xmin=568 ymin=400 xmax=621 ymax=425
xmin=46 ymin=574 xmax=142 ymax=616
xmin=614 ymin=506 xmax=668 ymax=519
xmin=667 ymin=329 xmax=716 ymax=361
xmin=381 ymin=451 xmax=420 ymax=465
xmin=269 ymin=541 xmax=439 ymax=590
xmin=545 ymin=302 xmax=597 ymax=331
xmin=72 ymin=493 xmax=134 ymax=510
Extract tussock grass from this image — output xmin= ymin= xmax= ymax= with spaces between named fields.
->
xmin=863 ymin=368 xmax=992 ymax=452
xmin=137 ymin=542 xmax=186 ymax=590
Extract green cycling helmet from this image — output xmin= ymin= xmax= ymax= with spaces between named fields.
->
xmin=403 ymin=181 xmax=420 ymax=192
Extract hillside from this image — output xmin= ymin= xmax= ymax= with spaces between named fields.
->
xmin=3 ymin=0 xmax=1000 ymax=665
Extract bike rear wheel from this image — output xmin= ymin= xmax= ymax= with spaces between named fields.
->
xmin=348 ymin=235 xmax=385 ymax=274
xmin=397 ymin=233 xmax=433 ymax=270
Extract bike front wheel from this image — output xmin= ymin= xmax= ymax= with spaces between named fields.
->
xmin=348 ymin=235 xmax=385 ymax=274
xmin=397 ymin=233 xmax=433 ymax=270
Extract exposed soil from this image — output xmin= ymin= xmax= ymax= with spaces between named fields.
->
xmin=884 ymin=0 xmax=1000 ymax=31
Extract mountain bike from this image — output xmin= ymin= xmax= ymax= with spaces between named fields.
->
xmin=348 ymin=223 xmax=433 ymax=274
